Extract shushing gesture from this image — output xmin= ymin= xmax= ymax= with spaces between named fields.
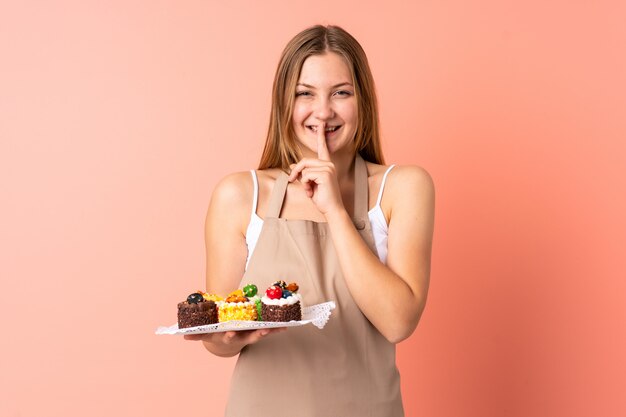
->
xmin=288 ymin=122 xmax=344 ymax=217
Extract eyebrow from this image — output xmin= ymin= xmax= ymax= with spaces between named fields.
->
xmin=296 ymin=82 xmax=353 ymax=89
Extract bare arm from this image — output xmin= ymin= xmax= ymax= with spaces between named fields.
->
xmin=185 ymin=172 xmax=284 ymax=356
xmin=325 ymin=166 xmax=435 ymax=343
xmin=204 ymin=172 xmax=250 ymax=296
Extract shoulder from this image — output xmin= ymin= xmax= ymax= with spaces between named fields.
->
xmin=211 ymin=171 xmax=254 ymax=207
xmin=389 ymin=165 xmax=434 ymax=192
xmin=206 ymin=171 xmax=257 ymax=236
xmin=381 ymin=165 xmax=435 ymax=236
xmin=384 ymin=165 xmax=435 ymax=210
xmin=209 ymin=168 xmax=285 ymax=210
xmin=365 ymin=162 xmax=434 ymax=192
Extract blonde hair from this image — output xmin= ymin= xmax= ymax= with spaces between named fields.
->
xmin=258 ymin=25 xmax=384 ymax=170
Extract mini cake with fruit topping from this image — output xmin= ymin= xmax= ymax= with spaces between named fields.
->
xmin=177 ymin=292 xmax=220 ymax=328
xmin=217 ymin=285 xmax=259 ymax=322
xmin=261 ymin=281 xmax=302 ymax=322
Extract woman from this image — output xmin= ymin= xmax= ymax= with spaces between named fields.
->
xmin=186 ymin=24 xmax=434 ymax=416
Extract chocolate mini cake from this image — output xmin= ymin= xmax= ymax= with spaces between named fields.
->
xmin=261 ymin=281 xmax=302 ymax=322
xmin=177 ymin=293 xmax=218 ymax=328
xmin=261 ymin=301 xmax=302 ymax=322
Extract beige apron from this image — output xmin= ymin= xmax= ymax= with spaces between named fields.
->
xmin=226 ymin=155 xmax=404 ymax=416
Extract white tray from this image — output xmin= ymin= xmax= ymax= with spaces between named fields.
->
xmin=155 ymin=301 xmax=335 ymax=335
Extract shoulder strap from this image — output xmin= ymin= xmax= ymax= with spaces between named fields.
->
xmin=375 ymin=165 xmax=396 ymax=206
xmin=250 ymin=170 xmax=259 ymax=217
xmin=353 ymin=155 xmax=369 ymax=230
xmin=353 ymin=155 xmax=379 ymax=257
xmin=265 ymin=171 xmax=289 ymax=218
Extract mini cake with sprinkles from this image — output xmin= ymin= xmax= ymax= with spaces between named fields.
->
xmin=218 ymin=285 xmax=259 ymax=322
xmin=261 ymin=281 xmax=302 ymax=322
xmin=177 ymin=292 xmax=220 ymax=329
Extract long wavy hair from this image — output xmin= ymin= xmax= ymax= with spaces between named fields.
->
xmin=258 ymin=25 xmax=384 ymax=170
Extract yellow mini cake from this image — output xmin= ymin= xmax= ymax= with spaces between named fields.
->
xmin=217 ymin=287 xmax=259 ymax=322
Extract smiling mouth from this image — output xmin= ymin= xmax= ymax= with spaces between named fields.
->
xmin=307 ymin=125 xmax=342 ymax=133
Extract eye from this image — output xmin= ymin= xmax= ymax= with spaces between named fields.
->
xmin=295 ymin=91 xmax=311 ymax=97
xmin=335 ymin=90 xmax=353 ymax=97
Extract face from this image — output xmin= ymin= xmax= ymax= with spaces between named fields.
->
xmin=291 ymin=52 xmax=358 ymax=157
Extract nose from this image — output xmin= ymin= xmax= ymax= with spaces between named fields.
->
xmin=313 ymin=97 xmax=335 ymax=121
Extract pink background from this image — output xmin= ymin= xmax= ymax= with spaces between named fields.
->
xmin=1 ymin=1 xmax=625 ymax=416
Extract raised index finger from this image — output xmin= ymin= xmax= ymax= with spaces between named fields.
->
xmin=317 ymin=122 xmax=330 ymax=161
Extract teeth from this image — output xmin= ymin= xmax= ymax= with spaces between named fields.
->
xmin=309 ymin=126 xmax=340 ymax=133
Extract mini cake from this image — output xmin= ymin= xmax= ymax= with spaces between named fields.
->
xmin=218 ymin=285 xmax=259 ymax=322
xmin=261 ymin=281 xmax=302 ymax=322
xmin=243 ymin=284 xmax=263 ymax=321
xmin=177 ymin=292 xmax=219 ymax=328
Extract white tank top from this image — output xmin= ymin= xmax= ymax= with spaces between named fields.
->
xmin=245 ymin=165 xmax=396 ymax=269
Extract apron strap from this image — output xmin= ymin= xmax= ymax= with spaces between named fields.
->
xmin=354 ymin=154 xmax=379 ymax=257
xmin=353 ymin=154 xmax=369 ymax=231
xmin=266 ymin=171 xmax=289 ymax=219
